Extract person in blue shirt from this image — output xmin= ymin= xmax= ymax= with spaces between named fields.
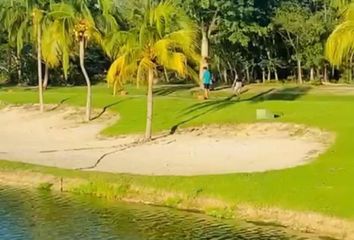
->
xmin=202 ymin=66 xmax=212 ymax=99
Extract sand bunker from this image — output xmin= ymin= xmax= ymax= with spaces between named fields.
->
xmin=0 ymin=105 xmax=334 ymax=176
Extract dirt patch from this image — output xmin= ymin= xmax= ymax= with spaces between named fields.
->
xmin=0 ymin=105 xmax=334 ymax=176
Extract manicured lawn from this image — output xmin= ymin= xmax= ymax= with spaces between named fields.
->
xmin=0 ymin=84 xmax=354 ymax=219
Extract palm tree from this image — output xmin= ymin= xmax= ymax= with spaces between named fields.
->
xmin=41 ymin=18 xmax=72 ymax=89
xmin=49 ymin=1 xmax=101 ymax=122
xmin=32 ymin=8 xmax=45 ymax=112
xmin=96 ymin=0 xmax=123 ymax=95
xmin=326 ymin=1 xmax=354 ymax=65
xmin=106 ymin=0 xmax=199 ymax=140
xmin=74 ymin=19 xmax=91 ymax=121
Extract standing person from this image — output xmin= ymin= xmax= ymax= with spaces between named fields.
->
xmin=202 ymin=66 xmax=212 ymax=100
xmin=233 ymin=77 xmax=243 ymax=96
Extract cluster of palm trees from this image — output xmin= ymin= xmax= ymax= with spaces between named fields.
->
xmin=1 ymin=0 xmax=353 ymax=141
xmin=0 ymin=0 xmax=200 ymax=140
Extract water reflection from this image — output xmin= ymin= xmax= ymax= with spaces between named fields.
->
xmin=0 ymin=186 xmax=323 ymax=240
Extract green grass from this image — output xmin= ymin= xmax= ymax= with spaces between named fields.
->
xmin=1 ymin=83 xmax=354 ymax=220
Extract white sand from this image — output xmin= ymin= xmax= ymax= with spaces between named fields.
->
xmin=0 ymin=105 xmax=334 ymax=176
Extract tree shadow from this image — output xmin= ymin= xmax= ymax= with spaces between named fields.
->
xmin=153 ymin=84 xmax=195 ymax=96
xmin=170 ymin=86 xmax=311 ymax=133
xmin=250 ymin=86 xmax=311 ymax=103
xmin=91 ymin=99 xmax=130 ymax=121
xmin=48 ymin=98 xmax=71 ymax=111
xmin=0 ymin=82 xmax=17 ymax=88
xmin=170 ymin=95 xmax=240 ymax=134
xmin=212 ymin=85 xmax=231 ymax=91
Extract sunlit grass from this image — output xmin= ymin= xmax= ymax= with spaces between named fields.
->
xmin=0 ymin=84 xmax=354 ymax=219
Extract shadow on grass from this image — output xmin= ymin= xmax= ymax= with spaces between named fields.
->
xmin=170 ymin=86 xmax=311 ymax=133
xmin=0 ymin=82 xmax=17 ymax=89
xmin=212 ymin=85 xmax=231 ymax=91
xmin=170 ymin=95 xmax=240 ymax=134
xmin=250 ymin=86 xmax=311 ymax=102
xmin=91 ymin=99 xmax=130 ymax=121
xmin=153 ymin=84 xmax=195 ymax=96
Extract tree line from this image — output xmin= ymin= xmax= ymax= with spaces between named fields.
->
xmin=0 ymin=0 xmax=352 ymax=140
xmin=2 ymin=0 xmax=353 ymax=87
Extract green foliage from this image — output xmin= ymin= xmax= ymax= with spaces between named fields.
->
xmin=0 ymin=0 xmax=349 ymax=85
xmin=273 ymin=2 xmax=326 ymax=62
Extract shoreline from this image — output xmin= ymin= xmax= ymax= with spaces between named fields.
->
xmin=0 ymin=165 xmax=352 ymax=240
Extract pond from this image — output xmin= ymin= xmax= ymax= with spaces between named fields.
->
xmin=0 ymin=186 xmax=326 ymax=240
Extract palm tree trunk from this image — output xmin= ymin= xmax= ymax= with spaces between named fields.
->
xmin=145 ymin=68 xmax=154 ymax=140
xmin=37 ymin=25 xmax=44 ymax=112
xmin=8 ymin=48 xmax=12 ymax=82
xmin=113 ymin=81 xmax=119 ymax=96
xmin=79 ymin=38 xmax=91 ymax=122
xmin=163 ymin=67 xmax=169 ymax=83
xmin=262 ymin=69 xmax=266 ymax=83
xmin=43 ymin=64 xmax=49 ymax=90
xmin=350 ymin=53 xmax=354 ymax=83
xmin=297 ymin=59 xmax=303 ymax=84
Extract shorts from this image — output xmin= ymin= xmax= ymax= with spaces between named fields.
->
xmin=235 ymin=82 xmax=242 ymax=89
xmin=204 ymin=83 xmax=211 ymax=90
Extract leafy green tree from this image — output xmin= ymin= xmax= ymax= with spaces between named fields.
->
xmin=178 ymin=0 xmax=257 ymax=84
xmin=0 ymin=0 xmax=29 ymax=83
xmin=273 ymin=2 xmax=326 ymax=84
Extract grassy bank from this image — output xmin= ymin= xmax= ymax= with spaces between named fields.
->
xmin=0 ymin=160 xmax=353 ymax=239
xmin=0 ymin=84 xmax=354 ymax=222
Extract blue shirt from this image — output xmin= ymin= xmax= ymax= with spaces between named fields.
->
xmin=203 ymin=70 xmax=212 ymax=84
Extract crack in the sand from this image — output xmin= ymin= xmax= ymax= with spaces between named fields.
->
xmin=75 ymin=136 xmax=176 ymax=171
xmin=75 ymin=141 xmax=143 ymax=170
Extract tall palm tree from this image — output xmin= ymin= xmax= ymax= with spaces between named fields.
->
xmin=106 ymin=0 xmax=199 ymax=140
xmin=32 ymin=7 xmax=45 ymax=112
xmin=49 ymin=1 xmax=101 ymax=122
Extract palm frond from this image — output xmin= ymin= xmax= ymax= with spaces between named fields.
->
xmin=331 ymin=0 xmax=353 ymax=9
xmin=326 ymin=21 xmax=354 ymax=66
xmin=48 ymin=3 xmax=76 ymax=20
xmin=42 ymin=21 xmax=61 ymax=68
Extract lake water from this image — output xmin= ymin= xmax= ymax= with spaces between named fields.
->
xmin=0 ymin=186 xmax=326 ymax=240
